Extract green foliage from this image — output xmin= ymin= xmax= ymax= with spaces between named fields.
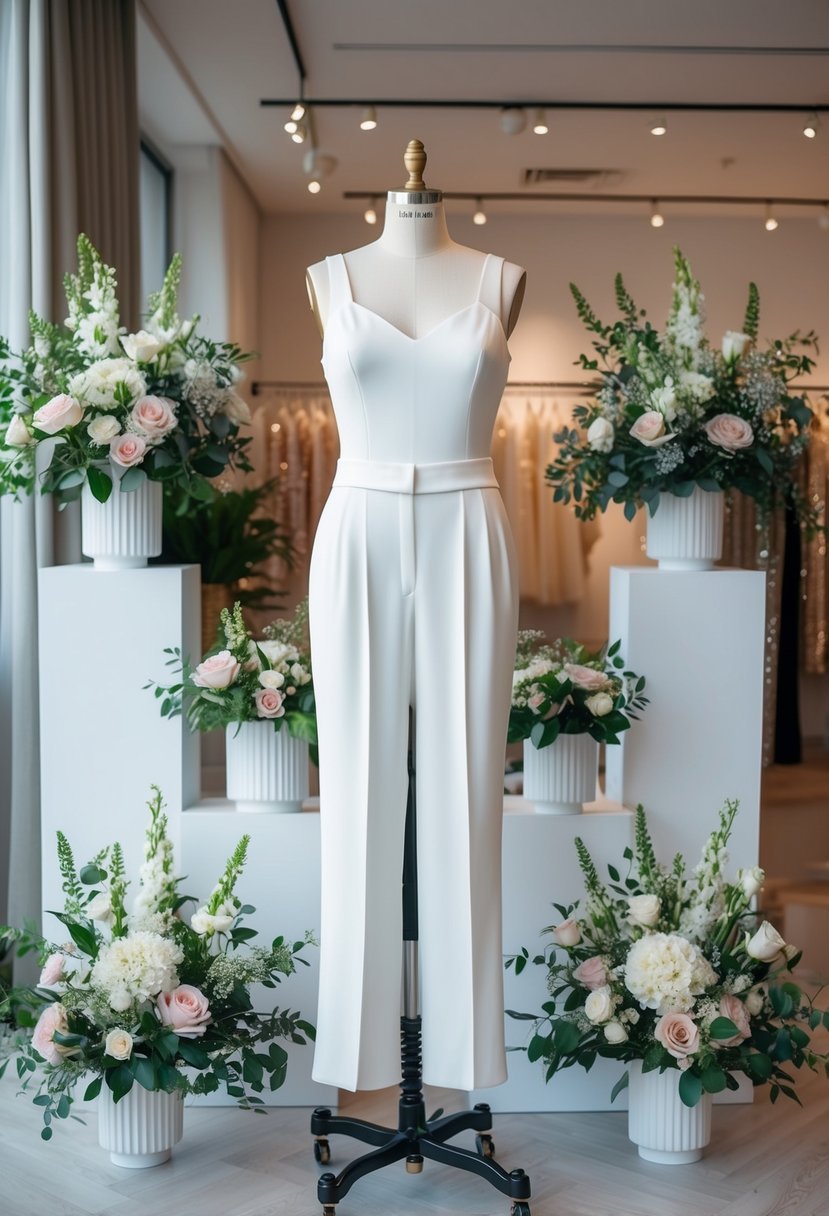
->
xmin=743 ymin=281 xmax=760 ymax=340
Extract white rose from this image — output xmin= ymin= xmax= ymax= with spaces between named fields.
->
xmin=5 ymin=415 xmax=33 ymax=447
xmin=627 ymin=893 xmax=661 ymax=928
xmin=745 ymin=987 xmax=765 ymax=1016
xmin=584 ymin=985 xmax=614 ymax=1025
xmin=603 ymin=1021 xmax=628 ymax=1044
xmin=259 ymin=669 xmax=286 ymax=690
xmin=87 ymin=415 xmax=121 ymax=445
xmin=87 ymin=892 xmax=114 ymax=925
xmin=722 ymin=331 xmax=751 ymax=362
xmin=105 ymin=1028 xmax=134 ymax=1060
xmin=552 ymin=919 xmax=582 ymax=947
xmin=651 ymin=382 xmax=677 ymax=422
xmin=585 ymin=691 xmax=614 ymax=717
xmin=121 ymin=330 xmax=164 ymax=362
xmin=746 ymin=921 xmax=786 ymax=962
xmin=587 ymin=416 xmax=614 ymax=453
xmin=739 ymin=866 xmax=765 ymax=900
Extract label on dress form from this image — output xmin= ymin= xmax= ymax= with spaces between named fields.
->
xmin=397 ymin=209 xmax=435 ymax=219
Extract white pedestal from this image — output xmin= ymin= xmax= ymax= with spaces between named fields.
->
xmin=38 ymin=565 xmax=200 ymax=931
xmin=606 ymin=567 xmax=765 ymax=870
xmin=470 ymin=799 xmax=635 ymax=1112
xmin=181 ymin=799 xmax=336 ymax=1109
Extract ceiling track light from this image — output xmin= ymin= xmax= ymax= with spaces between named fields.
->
xmin=364 ymin=196 xmax=378 ymax=225
xmin=303 ymin=148 xmax=337 ymax=194
xmin=499 ymin=107 xmax=526 ymax=136
xmin=291 ymin=122 xmax=307 ymax=144
xmin=650 ymin=200 xmax=665 ymax=228
xmin=473 ymin=197 xmax=487 ymax=225
xmin=532 ymin=108 xmax=549 ymax=135
xmin=650 ymin=114 xmax=667 ymax=136
xmin=360 ymin=104 xmax=377 ymax=131
xmin=803 ymin=111 xmax=820 ymax=138
xmin=819 ymin=205 xmax=829 ymax=231
xmin=764 ymin=202 xmax=779 ymax=231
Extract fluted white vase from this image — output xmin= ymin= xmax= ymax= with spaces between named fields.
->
xmin=226 ymin=721 xmax=310 ymax=813
xmin=646 ymin=487 xmax=724 ymax=571
xmin=81 ymin=470 xmax=162 ymax=570
xmin=522 ymin=733 xmax=598 ymax=814
xmin=627 ymin=1061 xmax=712 ymax=1164
xmin=97 ymin=1084 xmax=183 ymax=1168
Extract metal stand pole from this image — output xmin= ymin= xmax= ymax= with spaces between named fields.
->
xmin=310 ymin=713 xmax=532 ymax=1215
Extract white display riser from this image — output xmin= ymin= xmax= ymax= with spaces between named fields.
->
xmin=38 ymin=565 xmax=200 ymax=923
xmin=605 ymin=567 xmax=765 ymax=872
xmin=181 ymin=800 xmax=336 ymax=1110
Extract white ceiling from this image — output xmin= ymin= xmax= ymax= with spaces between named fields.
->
xmin=137 ymin=0 xmax=829 ymax=219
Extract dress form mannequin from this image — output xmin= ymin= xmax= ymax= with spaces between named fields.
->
xmin=306 ymin=140 xmax=526 ymax=341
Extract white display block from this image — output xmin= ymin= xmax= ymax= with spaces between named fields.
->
xmin=181 ymin=799 xmax=336 ymax=1109
xmin=470 ymin=800 xmax=635 ymax=1112
xmin=38 ymin=565 xmax=200 ymax=928
xmin=606 ymin=567 xmax=765 ymax=870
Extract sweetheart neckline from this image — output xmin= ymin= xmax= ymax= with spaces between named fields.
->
xmin=325 ymin=298 xmax=510 ymax=349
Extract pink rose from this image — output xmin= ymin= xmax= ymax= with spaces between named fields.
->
xmin=38 ymin=954 xmax=66 ymax=987
xmin=130 ymin=395 xmax=177 ymax=441
xmin=563 ymin=663 xmax=608 ymax=691
xmin=255 ymin=687 xmax=285 ymax=719
xmin=192 ymin=650 xmax=240 ymax=690
xmin=553 ymin=919 xmax=582 ymax=947
xmin=573 ymin=955 xmax=609 ymax=990
xmin=32 ymin=1002 xmax=76 ymax=1064
xmin=654 ymin=1010 xmax=699 ymax=1059
xmin=156 ymin=984 xmax=211 ymax=1037
xmin=716 ymin=994 xmax=751 ymax=1047
xmin=704 ymin=413 xmax=753 ymax=451
xmin=32 ymin=394 xmax=83 ymax=435
xmin=629 ymin=410 xmax=676 ymax=448
xmin=109 ymin=432 xmax=147 ymax=468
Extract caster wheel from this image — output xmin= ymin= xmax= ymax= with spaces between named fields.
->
xmin=406 ymin=1154 xmax=424 ymax=1174
xmin=314 ymin=1138 xmax=331 ymax=1165
xmin=476 ymin=1133 xmax=495 ymax=1159
xmin=322 ymin=1207 xmax=336 ymax=1216
xmin=511 ymin=1204 xmax=531 ymax=1216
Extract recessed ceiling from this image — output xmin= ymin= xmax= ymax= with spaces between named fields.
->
xmin=137 ymin=0 xmax=829 ymax=217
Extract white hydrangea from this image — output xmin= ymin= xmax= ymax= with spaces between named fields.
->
xmin=624 ymin=932 xmax=716 ymax=1014
xmin=90 ymin=931 xmax=182 ymax=1012
xmin=68 ymin=358 xmax=146 ymax=409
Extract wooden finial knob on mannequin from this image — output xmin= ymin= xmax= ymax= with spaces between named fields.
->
xmin=403 ymin=140 xmax=427 ymax=191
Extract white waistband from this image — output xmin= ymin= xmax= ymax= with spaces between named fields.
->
xmin=333 ymin=457 xmax=499 ymax=494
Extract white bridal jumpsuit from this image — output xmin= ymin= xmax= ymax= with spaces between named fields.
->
xmin=309 ymin=252 xmax=519 ymax=1091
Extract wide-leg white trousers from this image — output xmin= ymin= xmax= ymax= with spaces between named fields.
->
xmin=308 ymin=458 xmax=519 ymax=1091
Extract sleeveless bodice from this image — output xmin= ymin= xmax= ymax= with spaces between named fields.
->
xmin=320 ymin=252 xmax=511 ymax=464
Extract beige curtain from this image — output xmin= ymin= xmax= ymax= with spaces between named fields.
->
xmin=250 ymin=387 xmax=599 ymax=611
xmin=0 ymin=0 xmax=139 ymax=981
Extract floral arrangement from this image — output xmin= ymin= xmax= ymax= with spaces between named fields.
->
xmin=509 ymin=630 xmax=648 ymax=750
xmin=0 ymin=234 xmax=253 ymax=508
xmin=546 ymin=248 xmax=821 ymax=530
xmin=507 ymin=801 xmax=829 ymax=1108
xmin=150 ymin=601 xmax=316 ymax=755
xmin=0 ymin=788 xmax=314 ymax=1139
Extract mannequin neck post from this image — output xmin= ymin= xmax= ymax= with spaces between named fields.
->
xmin=378 ymin=193 xmax=454 ymax=257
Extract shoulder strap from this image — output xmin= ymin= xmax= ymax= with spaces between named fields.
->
xmin=476 ymin=253 xmax=504 ymax=317
xmin=326 ymin=253 xmax=354 ymax=305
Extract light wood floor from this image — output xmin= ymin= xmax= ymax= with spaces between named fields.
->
xmin=2 ymin=1049 xmax=829 ymax=1216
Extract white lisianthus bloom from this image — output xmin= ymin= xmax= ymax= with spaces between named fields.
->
xmin=87 ymin=415 xmax=121 ymax=445
xmin=587 ymin=416 xmax=614 ymax=453
xmin=585 ymin=691 xmax=614 ymax=717
xmin=105 ymin=1028 xmax=134 ymax=1060
xmin=87 ymin=891 xmax=114 ymax=925
xmin=584 ymin=986 xmax=614 ymax=1025
xmin=603 ymin=1020 xmax=628 ymax=1044
xmin=5 ymin=415 xmax=33 ymax=446
xmin=722 ymin=331 xmax=751 ymax=363
xmin=738 ymin=866 xmax=765 ymax=899
xmin=121 ymin=330 xmax=164 ymax=362
xmin=190 ymin=903 xmax=235 ymax=937
xmin=627 ymin=893 xmax=661 ymax=928
xmin=651 ymin=380 xmax=677 ymax=422
xmin=745 ymin=921 xmax=785 ymax=962
xmin=259 ymin=669 xmax=286 ymax=690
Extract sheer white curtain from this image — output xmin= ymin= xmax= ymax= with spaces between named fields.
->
xmin=0 ymin=0 xmax=139 ymax=981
